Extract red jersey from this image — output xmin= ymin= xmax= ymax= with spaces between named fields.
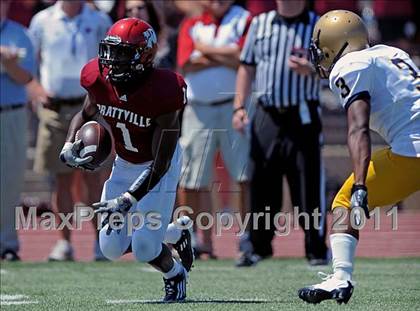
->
xmin=80 ymin=58 xmax=187 ymax=164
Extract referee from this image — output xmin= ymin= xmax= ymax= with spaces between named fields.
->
xmin=233 ymin=0 xmax=328 ymax=266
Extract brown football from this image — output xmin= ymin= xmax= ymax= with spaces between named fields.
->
xmin=76 ymin=121 xmax=112 ymax=168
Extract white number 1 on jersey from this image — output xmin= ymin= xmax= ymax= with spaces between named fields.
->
xmin=116 ymin=122 xmax=138 ymax=152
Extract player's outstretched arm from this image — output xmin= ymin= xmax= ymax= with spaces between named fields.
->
xmin=151 ymin=110 xmax=181 ymax=175
xmin=127 ymin=109 xmax=181 ymax=202
xmin=347 ymin=98 xmax=371 ymax=218
xmin=347 ymin=99 xmax=371 ymax=185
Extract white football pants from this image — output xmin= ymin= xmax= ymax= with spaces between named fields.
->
xmin=99 ymin=144 xmax=182 ymax=262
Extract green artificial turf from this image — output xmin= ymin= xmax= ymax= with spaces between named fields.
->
xmin=1 ymin=258 xmax=419 ymax=310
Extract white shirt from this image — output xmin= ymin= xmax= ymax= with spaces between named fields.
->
xmin=330 ymin=45 xmax=420 ymax=157
xmin=184 ymin=5 xmax=250 ymax=104
xmin=29 ymin=3 xmax=112 ymax=98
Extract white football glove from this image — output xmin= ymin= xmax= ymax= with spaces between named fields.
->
xmin=350 ymin=184 xmax=370 ymax=226
xmin=93 ymin=193 xmax=137 ymax=235
xmin=59 ymin=140 xmax=93 ymax=168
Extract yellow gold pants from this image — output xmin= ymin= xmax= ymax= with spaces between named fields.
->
xmin=332 ymin=148 xmax=420 ymax=210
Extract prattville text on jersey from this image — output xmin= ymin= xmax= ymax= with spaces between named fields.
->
xmin=97 ymin=104 xmax=152 ymax=128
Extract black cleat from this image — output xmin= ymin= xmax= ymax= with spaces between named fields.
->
xmin=298 ymin=280 xmax=354 ymax=304
xmin=1 ymin=249 xmax=20 ymax=261
xmin=163 ymin=268 xmax=187 ymax=303
xmin=193 ymin=246 xmax=217 ymax=260
xmin=173 ymin=226 xmax=194 ymax=272
xmin=235 ymin=252 xmax=261 ymax=267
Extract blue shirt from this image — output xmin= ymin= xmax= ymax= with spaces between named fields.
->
xmin=0 ymin=19 xmax=35 ymax=106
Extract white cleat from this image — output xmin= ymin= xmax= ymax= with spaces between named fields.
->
xmin=48 ymin=240 xmax=74 ymax=261
xmin=298 ymin=272 xmax=354 ymax=304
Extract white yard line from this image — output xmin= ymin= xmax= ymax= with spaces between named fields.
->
xmin=1 ymin=294 xmax=38 ymax=306
xmin=107 ymin=298 xmax=271 ymax=304
xmin=0 ymin=269 xmax=7 ymax=275
xmin=1 ymin=301 xmax=39 ymax=306
xmin=1 ymin=295 xmax=28 ymax=301
xmin=139 ymin=267 xmax=159 ymax=273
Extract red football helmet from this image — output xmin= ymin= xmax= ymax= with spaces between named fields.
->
xmin=98 ymin=18 xmax=158 ymax=83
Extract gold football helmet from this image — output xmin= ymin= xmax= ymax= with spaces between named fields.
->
xmin=309 ymin=10 xmax=369 ymax=78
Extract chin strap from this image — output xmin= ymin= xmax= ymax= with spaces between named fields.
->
xmin=327 ymin=42 xmax=349 ymax=73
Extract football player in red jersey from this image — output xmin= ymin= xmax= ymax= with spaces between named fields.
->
xmin=59 ymin=18 xmax=193 ymax=302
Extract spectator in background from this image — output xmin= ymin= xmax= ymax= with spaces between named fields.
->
xmin=314 ymin=0 xmax=359 ymax=15
xmin=29 ymin=0 xmax=112 ymax=261
xmin=246 ymin=0 xmax=276 ymax=16
xmin=173 ymin=0 xmax=204 ymax=18
xmin=87 ymin=0 xmax=126 ymax=22
xmin=0 ymin=0 xmax=35 ymax=261
xmin=373 ymin=0 xmax=415 ymax=46
xmin=125 ymin=0 xmax=174 ymax=69
xmin=233 ymin=0 xmax=328 ymax=266
xmin=7 ymin=0 xmax=53 ymax=27
xmin=177 ymin=0 xmax=251 ymax=259
xmin=126 ymin=0 xmax=162 ymax=35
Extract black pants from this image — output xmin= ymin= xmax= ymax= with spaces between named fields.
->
xmin=249 ymin=102 xmax=328 ymax=260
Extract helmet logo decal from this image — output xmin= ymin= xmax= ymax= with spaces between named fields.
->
xmin=104 ymin=35 xmax=122 ymax=45
xmin=143 ymin=29 xmax=157 ymax=49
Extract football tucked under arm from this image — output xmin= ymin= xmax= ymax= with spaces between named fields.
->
xmin=75 ymin=121 xmax=112 ymax=169
xmin=61 ymin=95 xmax=112 ymax=170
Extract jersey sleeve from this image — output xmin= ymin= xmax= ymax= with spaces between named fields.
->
xmin=171 ymin=73 xmax=187 ymax=111
xmin=239 ymin=16 xmax=258 ymax=66
xmin=329 ymin=56 xmax=373 ymax=110
xmin=156 ymin=72 xmax=187 ymax=116
xmin=80 ymin=58 xmax=100 ymax=97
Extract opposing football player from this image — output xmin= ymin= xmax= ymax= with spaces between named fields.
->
xmin=298 ymin=10 xmax=420 ymax=304
xmin=60 ymin=18 xmax=193 ymax=302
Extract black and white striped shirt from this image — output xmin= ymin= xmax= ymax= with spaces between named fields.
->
xmin=240 ymin=10 xmax=320 ymax=109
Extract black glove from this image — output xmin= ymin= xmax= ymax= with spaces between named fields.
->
xmin=350 ymin=184 xmax=370 ymax=225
